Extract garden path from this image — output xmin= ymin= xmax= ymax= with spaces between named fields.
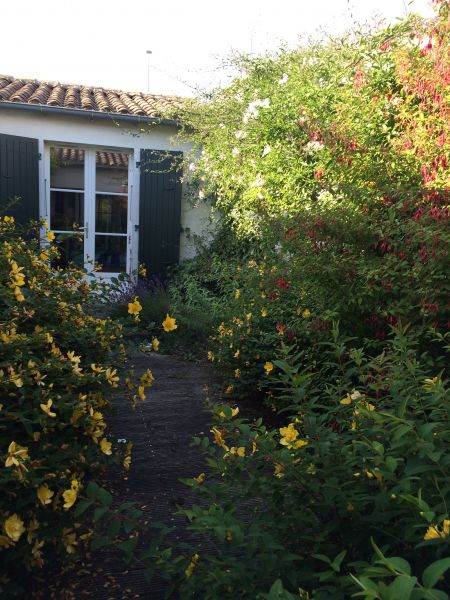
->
xmin=52 ymin=350 xmax=213 ymax=600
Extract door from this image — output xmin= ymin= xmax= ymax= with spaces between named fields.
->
xmin=47 ymin=145 xmax=131 ymax=275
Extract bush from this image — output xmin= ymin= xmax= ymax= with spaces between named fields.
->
xmin=0 ymin=218 xmax=150 ymax=595
xmin=154 ymin=327 xmax=450 ymax=599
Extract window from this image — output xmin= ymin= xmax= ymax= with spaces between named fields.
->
xmin=47 ymin=145 xmax=131 ymax=274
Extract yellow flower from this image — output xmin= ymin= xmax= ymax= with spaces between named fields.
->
xmin=100 ymin=438 xmax=112 ymax=455
xmin=105 ymin=368 xmax=119 ymax=387
xmin=234 ymin=368 xmax=241 ymax=378
xmin=211 ymin=428 xmax=229 ymax=450
xmin=47 ymin=230 xmax=55 ymax=241
xmin=424 ymin=520 xmax=450 ymax=540
xmin=63 ymin=528 xmax=77 ymax=554
xmin=273 ymin=463 xmax=285 ymax=478
xmin=37 ymin=484 xmax=54 ymax=506
xmin=14 ymin=286 xmax=25 ymax=302
xmin=62 ymin=488 xmax=77 ymax=510
xmin=128 ymin=296 xmax=142 ymax=316
xmin=136 ymin=386 xmax=146 ymax=400
xmin=4 ymin=514 xmax=25 ymax=542
xmin=235 ymin=289 xmax=241 ymax=299
xmin=4 ymin=215 xmax=14 ymax=223
xmin=194 ymin=473 xmax=205 ymax=484
xmin=340 ymin=394 xmax=352 ymax=405
xmin=90 ymin=363 xmax=105 ymax=373
xmin=225 ymin=529 xmax=233 ymax=541
xmin=207 ymin=351 xmax=215 ymax=361
xmin=443 ymin=520 xmax=450 ymax=536
xmin=279 ymin=423 xmax=299 ymax=446
xmin=140 ymin=369 xmax=154 ymax=387
xmin=185 ymin=553 xmax=200 ymax=578
xmin=302 ymin=309 xmax=311 ymax=318
xmin=123 ymin=455 xmax=132 ymax=470
xmin=224 ymin=385 xmax=234 ymax=395
xmin=67 ymin=350 xmax=81 ymax=365
xmin=40 ymin=399 xmax=56 ymax=417
xmin=218 ymin=407 xmax=239 ymax=418
xmin=234 ymin=349 xmax=240 ymax=358
xmin=162 ymin=314 xmax=177 ymax=332
xmin=229 ymin=446 xmax=245 ymax=457
xmin=294 ymin=439 xmax=308 ymax=449
xmin=307 ymin=463 xmax=316 ymax=475
xmin=423 ymin=376 xmax=440 ymax=391
xmin=5 ymin=441 xmax=29 ymax=468
xmin=261 ymin=308 xmax=267 ymax=317
xmin=424 ymin=525 xmax=442 ymax=540
xmin=151 ymin=337 xmax=160 ymax=352
xmin=264 ymin=361 xmax=273 ymax=374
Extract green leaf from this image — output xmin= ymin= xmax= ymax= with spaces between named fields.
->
xmin=74 ymin=498 xmax=93 ymax=517
xmin=91 ymin=536 xmax=109 ymax=551
xmin=118 ymin=536 xmax=138 ymax=555
xmin=422 ymin=558 xmax=450 ymax=588
xmin=386 ymin=575 xmax=417 ymax=599
xmin=93 ymin=505 xmax=110 ymax=522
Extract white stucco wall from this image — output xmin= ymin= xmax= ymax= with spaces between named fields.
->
xmin=0 ymin=107 xmax=213 ymax=270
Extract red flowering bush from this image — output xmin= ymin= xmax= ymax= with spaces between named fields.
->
xmin=156 ymin=4 xmax=450 ymax=598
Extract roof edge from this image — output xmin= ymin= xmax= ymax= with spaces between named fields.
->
xmin=0 ymin=100 xmax=180 ymax=127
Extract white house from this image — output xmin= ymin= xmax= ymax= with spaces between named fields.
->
xmin=0 ymin=74 xmax=211 ymax=278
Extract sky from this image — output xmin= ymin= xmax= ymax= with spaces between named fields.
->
xmin=0 ymin=0 xmax=435 ymax=97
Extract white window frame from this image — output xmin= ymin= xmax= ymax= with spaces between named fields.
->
xmin=43 ymin=142 xmax=134 ymax=278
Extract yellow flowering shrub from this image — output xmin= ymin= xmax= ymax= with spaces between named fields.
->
xmin=0 ymin=218 xmax=147 ymax=593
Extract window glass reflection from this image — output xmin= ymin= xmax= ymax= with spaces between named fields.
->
xmin=95 ymin=194 xmax=127 ymax=233
xmin=95 ymin=236 xmax=126 ymax=272
xmin=50 ymin=147 xmax=84 ymax=190
xmin=50 ymin=191 xmax=84 ymax=231
xmin=96 ymin=151 xmax=128 ymax=193
xmin=52 ymin=233 xmax=84 ymax=269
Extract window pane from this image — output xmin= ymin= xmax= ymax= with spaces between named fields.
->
xmin=50 ymin=191 xmax=84 ymax=231
xmin=95 ymin=235 xmax=126 ymax=272
xmin=96 ymin=151 xmax=128 ymax=193
xmin=52 ymin=233 xmax=84 ymax=269
xmin=50 ymin=147 xmax=84 ymax=190
xmin=96 ymin=194 xmax=127 ymax=233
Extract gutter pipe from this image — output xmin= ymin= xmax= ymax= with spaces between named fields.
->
xmin=0 ymin=101 xmax=180 ymax=127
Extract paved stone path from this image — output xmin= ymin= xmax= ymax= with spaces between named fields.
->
xmin=51 ymin=351 xmax=213 ymax=600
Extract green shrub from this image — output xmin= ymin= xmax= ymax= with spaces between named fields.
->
xmin=0 ymin=218 xmax=151 ymax=595
xmin=153 ymin=327 xmax=450 ymax=599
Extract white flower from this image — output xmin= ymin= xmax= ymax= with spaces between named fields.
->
xmin=274 ymin=242 xmax=283 ymax=254
xmin=279 ymin=73 xmax=289 ymax=85
xmin=283 ymin=252 xmax=293 ymax=262
xmin=198 ymin=190 xmax=205 ymax=200
xmin=262 ymin=145 xmax=271 ymax=157
xmin=253 ymin=174 xmax=265 ymax=188
xmin=243 ymin=98 xmax=270 ymax=124
xmin=232 ymin=147 xmax=240 ymax=158
xmin=305 ymin=140 xmax=324 ymax=154
xmin=188 ymin=162 xmax=197 ymax=172
xmin=235 ymin=130 xmax=247 ymax=139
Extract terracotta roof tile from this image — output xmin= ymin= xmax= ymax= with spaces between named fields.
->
xmin=0 ymin=74 xmax=183 ymax=120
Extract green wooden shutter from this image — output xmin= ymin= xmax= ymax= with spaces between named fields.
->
xmin=0 ymin=133 xmax=39 ymax=224
xmin=139 ymin=149 xmax=183 ymax=278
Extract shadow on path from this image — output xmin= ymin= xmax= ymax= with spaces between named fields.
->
xmin=51 ymin=351 xmax=213 ymax=600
